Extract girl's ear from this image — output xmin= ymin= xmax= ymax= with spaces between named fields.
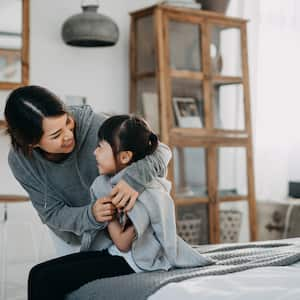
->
xmin=119 ymin=151 xmax=133 ymax=165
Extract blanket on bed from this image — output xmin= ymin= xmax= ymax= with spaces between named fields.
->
xmin=66 ymin=239 xmax=300 ymax=300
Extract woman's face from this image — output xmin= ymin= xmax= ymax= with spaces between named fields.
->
xmin=35 ymin=113 xmax=76 ymax=154
xmin=94 ymin=140 xmax=117 ymax=175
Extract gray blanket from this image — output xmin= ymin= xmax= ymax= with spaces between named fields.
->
xmin=66 ymin=239 xmax=300 ymax=300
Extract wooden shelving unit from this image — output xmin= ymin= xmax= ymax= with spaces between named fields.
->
xmin=129 ymin=4 xmax=256 ymax=244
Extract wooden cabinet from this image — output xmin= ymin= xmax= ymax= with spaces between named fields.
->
xmin=129 ymin=4 xmax=256 ymax=243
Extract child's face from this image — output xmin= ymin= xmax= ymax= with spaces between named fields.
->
xmin=94 ymin=140 xmax=117 ymax=175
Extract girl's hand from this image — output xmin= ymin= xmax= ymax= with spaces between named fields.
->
xmin=110 ymin=180 xmax=139 ymax=212
xmin=92 ymin=196 xmax=116 ymax=222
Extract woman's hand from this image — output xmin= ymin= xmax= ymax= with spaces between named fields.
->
xmin=92 ymin=196 xmax=116 ymax=222
xmin=110 ymin=180 xmax=139 ymax=212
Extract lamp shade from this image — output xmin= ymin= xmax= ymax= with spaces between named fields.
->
xmin=61 ymin=2 xmax=119 ymax=47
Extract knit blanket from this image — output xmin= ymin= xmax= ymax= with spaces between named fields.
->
xmin=66 ymin=239 xmax=300 ymax=300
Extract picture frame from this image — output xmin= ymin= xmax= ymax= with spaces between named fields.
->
xmin=173 ymin=97 xmax=203 ymax=128
xmin=141 ymin=92 xmax=160 ymax=134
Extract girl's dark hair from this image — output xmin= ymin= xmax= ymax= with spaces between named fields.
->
xmin=98 ymin=115 xmax=158 ymax=163
xmin=4 ymin=85 xmax=66 ymax=156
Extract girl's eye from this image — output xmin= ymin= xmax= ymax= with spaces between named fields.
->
xmin=52 ymin=134 xmax=60 ymax=140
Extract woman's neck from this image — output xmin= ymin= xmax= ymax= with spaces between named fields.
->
xmin=36 ymin=148 xmax=72 ymax=163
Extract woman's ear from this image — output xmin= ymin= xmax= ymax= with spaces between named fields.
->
xmin=119 ymin=151 xmax=133 ymax=165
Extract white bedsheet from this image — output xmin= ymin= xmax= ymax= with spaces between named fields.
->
xmin=150 ymin=261 xmax=300 ymax=300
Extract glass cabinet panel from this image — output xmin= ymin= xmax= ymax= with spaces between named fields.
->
xmin=219 ymin=200 xmax=250 ymax=243
xmin=171 ymin=78 xmax=204 ymax=128
xmin=213 ymin=83 xmax=245 ymax=130
xmin=177 ymin=203 xmax=209 ymax=245
xmin=136 ymin=78 xmax=160 ymax=134
xmin=210 ymin=25 xmax=242 ymax=77
xmin=0 ymin=0 xmax=23 ymax=83
xmin=136 ymin=15 xmax=156 ymax=74
xmin=168 ymin=20 xmax=202 ymax=71
xmin=217 ymin=147 xmax=248 ymax=196
xmin=173 ymin=147 xmax=207 ymax=198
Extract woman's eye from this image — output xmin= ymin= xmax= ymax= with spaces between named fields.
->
xmin=52 ymin=135 xmax=60 ymax=140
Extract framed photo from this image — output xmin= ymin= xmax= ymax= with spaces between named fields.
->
xmin=141 ymin=92 xmax=160 ymax=134
xmin=173 ymin=97 xmax=203 ymax=128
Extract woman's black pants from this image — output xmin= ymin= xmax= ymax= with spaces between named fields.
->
xmin=28 ymin=249 xmax=134 ymax=300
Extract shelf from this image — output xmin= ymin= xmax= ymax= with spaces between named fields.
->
xmin=218 ymin=195 xmax=249 ymax=202
xmin=135 ymin=72 xmax=156 ymax=79
xmin=172 ymin=127 xmax=247 ymax=136
xmin=175 ymin=197 xmax=209 ymax=205
xmin=170 ymin=70 xmax=204 ymax=80
xmin=171 ymin=134 xmax=249 ymax=147
xmin=212 ymin=76 xmax=243 ymax=85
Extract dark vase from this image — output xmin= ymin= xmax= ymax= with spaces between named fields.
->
xmin=197 ymin=0 xmax=230 ymax=14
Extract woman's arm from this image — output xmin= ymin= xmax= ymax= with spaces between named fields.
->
xmin=8 ymin=153 xmax=105 ymax=237
xmin=110 ymin=142 xmax=172 ymax=211
xmin=123 ymin=142 xmax=172 ymax=192
xmin=107 ymin=218 xmax=136 ymax=252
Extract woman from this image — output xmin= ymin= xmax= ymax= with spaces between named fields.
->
xmin=4 ymin=85 xmax=171 ymax=256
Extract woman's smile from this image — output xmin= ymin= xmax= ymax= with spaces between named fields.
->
xmin=63 ymin=138 xmax=74 ymax=148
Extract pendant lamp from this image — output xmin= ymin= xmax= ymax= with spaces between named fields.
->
xmin=61 ymin=0 xmax=119 ymax=47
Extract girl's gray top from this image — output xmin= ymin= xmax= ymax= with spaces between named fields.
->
xmin=82 ymin=169 xmax=213 ymax=271
xmin=8 ymin=105 xmax=172 ymax=246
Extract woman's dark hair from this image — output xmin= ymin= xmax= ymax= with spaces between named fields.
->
xmin=98 ymin=115 xmax=158 ymax=163
xmin=4 ymin=85 xmax=66 ymax=156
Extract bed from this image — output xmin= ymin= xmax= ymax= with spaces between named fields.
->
xmin=66 ymin=238 xmax=300 ymax=300
xmin=150 ymin=261 xmax=300 ymax=300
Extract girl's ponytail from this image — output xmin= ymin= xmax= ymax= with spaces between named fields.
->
xmin=147 ymin=132 xmax=158 ymax=155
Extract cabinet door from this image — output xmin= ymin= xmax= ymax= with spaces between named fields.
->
xmin=212 ymin=83 xmax=246 ymax=131
xmin=163 ymin=13 xmax=208 ymax=132
xmin=167 ymin=19 xmax=202 ymax=72
xmin=173 ymin=146 xmax=208 ymax=198
xmin=209 ymin=23 xmax=243 ymax=77
xmin=216 ymin=145 xmax=251 ymax=243
xmin=170 ymin=78 xmax=205 ymax=129
xmin=136 ymin=14 xmax=156 ymax=74
xmin=171 ymin=144 xmax=212 ymax=244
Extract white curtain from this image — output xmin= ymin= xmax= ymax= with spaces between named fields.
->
xmin=238 ymin=0 xmax=300 ymax=201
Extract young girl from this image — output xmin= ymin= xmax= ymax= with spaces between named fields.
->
xmin=83 ymin=115 xmax=212 ymax=272
xmin=28 ymin=115 xmax=211 ymax=300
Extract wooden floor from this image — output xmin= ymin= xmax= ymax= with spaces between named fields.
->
xmin=0 ymin=202 xmax=56 ymax=300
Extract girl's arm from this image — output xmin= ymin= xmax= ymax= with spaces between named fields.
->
xmin=107 ymin=218 xmax=136 ymax=252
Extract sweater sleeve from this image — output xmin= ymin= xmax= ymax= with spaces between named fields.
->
xmin=121 ymin=142 xmax=172 ymax=194
xmin=127 ymin=201 xmax=150 ymax=239
xmin=8 ymin=153 xmax=105 ymax=237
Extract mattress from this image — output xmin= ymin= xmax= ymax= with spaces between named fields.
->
xmin=67 ymin=238 xmax=300 ymax=300
xmin=150 ymin=261 xmax=300 ymax=300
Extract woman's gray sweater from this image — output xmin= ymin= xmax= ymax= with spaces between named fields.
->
xmin=8 ymin=105 xmax=172 ymax=246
